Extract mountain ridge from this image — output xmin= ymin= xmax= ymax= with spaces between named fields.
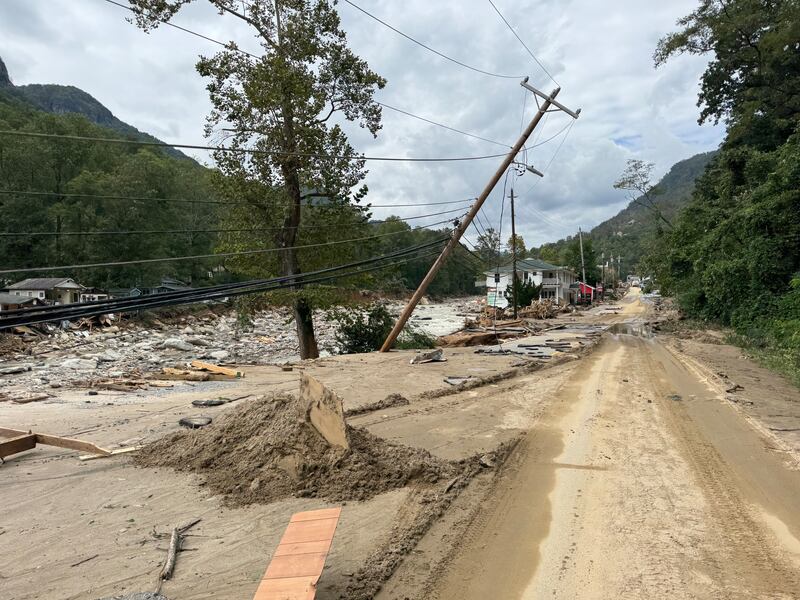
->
xmin=0 ymin=56 xmax=191 ymax=161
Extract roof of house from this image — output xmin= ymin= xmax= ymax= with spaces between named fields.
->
xmin=7 ymin=277 xmax=82 ymax=290
xmin=0 ymin=293 xmax=38 ymax=305
xmin=485 ymin=258 xmax=572 ymax=275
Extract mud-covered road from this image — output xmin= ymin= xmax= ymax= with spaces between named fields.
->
xmin=429 ymin=288 xmax=800 ymax=599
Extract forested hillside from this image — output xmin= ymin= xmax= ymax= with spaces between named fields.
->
xmin=0 ymin=56 xmax=479 ymax=296
xmin=0 ymin=56 xmax=190 ymax=161
xmin=645 ymin=0 xmax=800 ymax=382
xmin=535 ymin=150 xmax=715 ymax=278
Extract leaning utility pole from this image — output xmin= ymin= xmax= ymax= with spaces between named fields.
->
xmin=578 ymin=227 xmax=587 ymax=284
xmin=510 ymin=187 xmax=518 ymax=318
xmin=379 ymin=80 xmax=580 ymax=352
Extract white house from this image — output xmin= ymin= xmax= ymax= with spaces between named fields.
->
xmin=6 ymin=277 xmax=85 ymax=305
xmin=485 ymin=259 xmax=578 ymax=309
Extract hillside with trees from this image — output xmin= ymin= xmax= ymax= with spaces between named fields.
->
xmin=534 ymin=150 xmax=715 ymax=280
xmin=0 ymin=56 xmax=480 ymax=301
xmin=644 ymin=0 xmax=800 ymax=382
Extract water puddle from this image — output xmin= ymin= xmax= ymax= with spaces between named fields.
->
xmin=607 ymin=322 xmax=654 ymax=338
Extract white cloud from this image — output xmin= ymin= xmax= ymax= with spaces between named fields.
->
xmin=0 ymin=0 xmax=723 ymax=247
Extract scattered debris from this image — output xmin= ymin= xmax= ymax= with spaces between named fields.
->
xmin=410 ymin=349 xmax=446 ymax=364
xmin=178 ymin=416 xmax=212 ymax=429
xmin=189 ymin=360 xmax=243 ymax=378
xmin=10 ymin=392 xmax=50 ymax=404
xmin=155 ymin=518 xmax=201 ymax=593
xmin=519 ymin=299 xmax=561 ymax=319
xmin=0 ymin=427 xmax=131 ymax=462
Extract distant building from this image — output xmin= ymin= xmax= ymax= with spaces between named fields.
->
xmin=79 ymin=288 xmax=110 ymax=303
xmin=0 ymin=293 xmax=43 ymax=312
xmin=484 ymin=259 xmax=579 ymax=309
xmin=6 ymin=277 xmax=84 ymax=305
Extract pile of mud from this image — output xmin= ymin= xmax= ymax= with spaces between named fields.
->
xmin=136 ymin=394 xmax=458 ymax=506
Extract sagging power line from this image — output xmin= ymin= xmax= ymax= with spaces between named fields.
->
xmin=0 ymin=214 xmax=465 ymax=275
xmin=0 ymin=188 xmax=474 ymax=209
xmin=0 ymin=211 xmax=464 ymax=238
xmin=0 ymin=130 xmax=509 ymax=163
xmin=0 ymin=239 xmax=448 ymax=328
xmin=342 ymin=0 xmax=525 ymax=80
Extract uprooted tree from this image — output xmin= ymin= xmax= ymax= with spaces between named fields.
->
xmin=128 ymin=0 xmax=386 ymax=358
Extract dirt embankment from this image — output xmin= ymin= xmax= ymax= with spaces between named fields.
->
xmin=136 ymin=393 xmax=480 ymax=506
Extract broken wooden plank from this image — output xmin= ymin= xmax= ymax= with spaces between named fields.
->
xmin=0 ymin=427 xmax=111 ymax=458
xmin=32 ymin=432 xmax=111 ymax=456
xmin=189 ymin=360 xmax=244 ymax=378
xmin=78 ymin=447 xmax=140 ymax=461
xmin=0 ymin=433 xmax=37 ymax=459
xmin=11 ymin=393 xmax=51 ymax=404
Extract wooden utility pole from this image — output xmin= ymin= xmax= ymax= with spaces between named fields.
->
xmin=379 ymin=81 xmax=580 ymax=352
xmin=510 ymin=187 xmax=518 ymax=318
xmin=578 ymin=227 xmax=587 ymax=284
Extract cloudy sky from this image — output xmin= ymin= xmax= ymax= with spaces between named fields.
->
xmin=0 ymin=0 xmax=723 ymax=248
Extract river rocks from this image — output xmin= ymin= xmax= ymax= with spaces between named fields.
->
xmin=162 ymin=338 xmax=193 ymax=352
xmin=60 ymin=358 xmax=98 ymax=370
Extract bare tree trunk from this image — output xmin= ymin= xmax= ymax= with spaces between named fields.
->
xmin=275 ymin=0 xmax=318 ymax=359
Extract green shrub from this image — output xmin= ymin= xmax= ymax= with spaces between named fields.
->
xmin=327 ymin=303 xmax=436 ymax=354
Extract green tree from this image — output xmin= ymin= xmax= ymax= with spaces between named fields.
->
xmin=129 ymin=0 xmax=386 ymax=359
xmin=506 ymin=233 xmax=526 ymax=257
xmin=562 ymin=236 xmax=600 ymax=285
xmin=475 ymin=227 xmax=501 ymax=264
xmin=613 ymin=159 xmax=671 ymax=230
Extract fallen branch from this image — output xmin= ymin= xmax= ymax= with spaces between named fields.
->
xmin=70 ymin=554 xmax=99 ymax=568
xmin=155 ymin=518 xmax=201 ymax=593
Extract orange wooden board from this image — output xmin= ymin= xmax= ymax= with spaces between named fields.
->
xmin=253 ymin=576 xmax=318 ymax=600
xmin=279 ymin=518 xmax=339 ymax=546
xmin=254 ymin=507 xmax=342 ymax=600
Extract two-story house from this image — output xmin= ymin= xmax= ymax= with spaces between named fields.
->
xmin=484 ymin=259 xmax=578 ymax=309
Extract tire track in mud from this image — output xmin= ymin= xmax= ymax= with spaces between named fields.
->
xmin=642 ymin=338 xmax=800 ymax=598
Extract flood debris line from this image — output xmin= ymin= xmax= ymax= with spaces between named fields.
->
xmin=135 ymin=377 xmax=466 ymax=505
xmin=155 ymin=518 xmax=201 ymax=593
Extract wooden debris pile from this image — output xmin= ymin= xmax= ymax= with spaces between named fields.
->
xmin=519 ymin=300 xmax=560 ymax=319
xmin=159 ymin=360 xmax=244 ymax=382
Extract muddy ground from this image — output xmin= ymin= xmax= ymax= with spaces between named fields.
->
xmin=2 ymin=291 xmax=800 ymax=599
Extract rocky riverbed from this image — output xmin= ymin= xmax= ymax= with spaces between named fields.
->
xmin=0 ymin=298 xmax=482 ymax=399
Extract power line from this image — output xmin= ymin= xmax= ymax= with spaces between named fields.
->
xmin=486 ymin=0 xmax=559 ymax=86
xmin=0 ymin=211 xmax=464 ymax=238
xmin=342 ymin=0 xmax=525 ymax=80
xmin=0 ymin=215 xmax=463 ymax=275
xmin=100 ymin=0 xmax=259 ymax=59
xmin=1 ymin=239 xmax=445 ymax=319
xmin=376 ymin=102 xmax=511 ymax=148
xmin=0 ymin=242 xmax=447 ymax=327
xmin=0 ymin=130 xmax=509 ymax=163
xmin=0 ymin=188 xmax=473 ymax=209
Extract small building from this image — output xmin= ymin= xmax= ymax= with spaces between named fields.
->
xmin=144 ymin=277 xmax=193 ymax=295
xmin=570 ymin=281 xmax=596 ymax=304
xmin=485 ymin=259 xmax=579 ymax=309
xmin=6 ymin=277 xmax=84 ymax=305
xmin=79 ymin=288 xmax=110 ymax=303
xmin=0 ymin=293 xmax=43 ymax=312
